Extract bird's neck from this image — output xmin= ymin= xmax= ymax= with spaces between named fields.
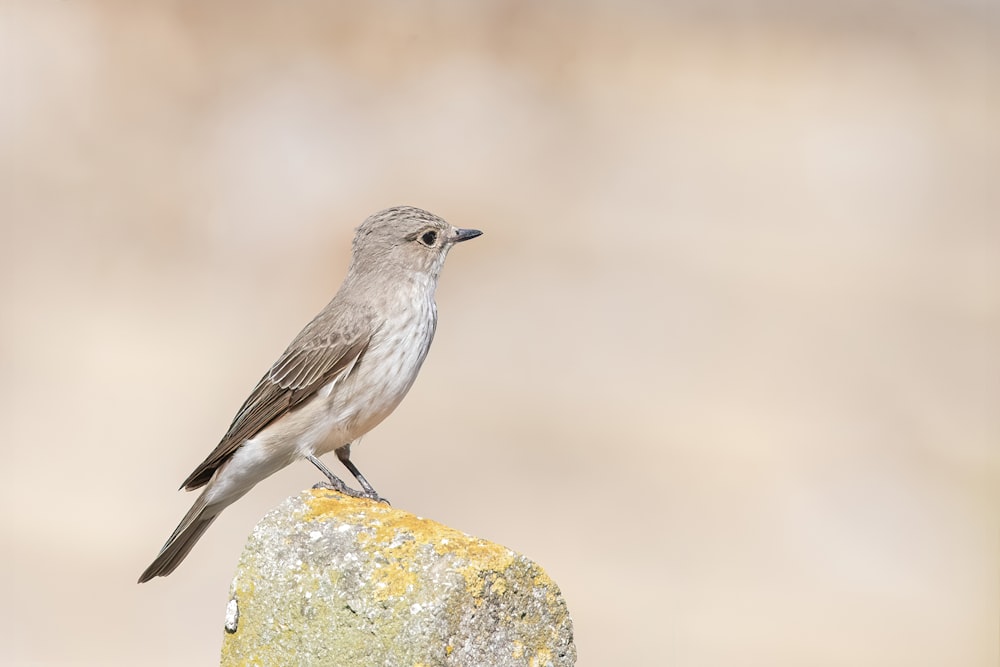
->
xmin=345 ymin=265 xmax=439 ymax=302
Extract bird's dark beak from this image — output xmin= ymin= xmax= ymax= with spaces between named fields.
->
xmin=452 ymin=228 xmax=483 ymax=243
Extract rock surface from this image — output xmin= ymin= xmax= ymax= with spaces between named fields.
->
xmin=220 ymin=488 xmax=576 ymax=666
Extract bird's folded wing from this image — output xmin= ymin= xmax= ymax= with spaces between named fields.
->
xmin=180 ymin=323 xmax=372 ymax=491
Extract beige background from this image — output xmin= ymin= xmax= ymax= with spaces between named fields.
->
xmin=1 ymin=1 xmax=997 ymax=665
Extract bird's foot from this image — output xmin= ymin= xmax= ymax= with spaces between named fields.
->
xmin=307 ymin=454 xmax=390 ymax=504
xmin=364 ymin=490 xmax=391 ymax=506
xmin=312 ymin=480 xmax=390 ymax=505
xmin=311 ymin=477 xmax=353 ymax=495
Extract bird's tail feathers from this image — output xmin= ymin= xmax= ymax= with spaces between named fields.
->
xmin=138 ymin=492 xmax=218 ymax=583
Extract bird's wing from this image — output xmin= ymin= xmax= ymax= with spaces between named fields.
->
xmin=180 ymin=317 xmax=373 ymax=491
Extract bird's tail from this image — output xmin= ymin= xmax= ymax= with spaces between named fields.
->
xmin=138 ymin=491 xmax=219 ymax=583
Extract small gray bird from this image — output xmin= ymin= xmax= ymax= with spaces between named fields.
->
xmin=139 ymin=206 xmax=481 ymax=583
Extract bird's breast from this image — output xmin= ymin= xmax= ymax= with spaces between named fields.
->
xmin=311 ymin=287 xmax=437 ymax=452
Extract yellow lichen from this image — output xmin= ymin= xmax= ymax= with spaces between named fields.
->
xmin=300 ymin=489 xmax=519 ymax=600
xmin=529 ymin=648 xmax=554 ymax=667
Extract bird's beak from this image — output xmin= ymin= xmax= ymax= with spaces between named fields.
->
xmin=452 ymin=228 xmax=483 ymax=243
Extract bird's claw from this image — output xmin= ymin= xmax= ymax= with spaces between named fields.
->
xmin=313 ymin=481 xmax=389 ymax=505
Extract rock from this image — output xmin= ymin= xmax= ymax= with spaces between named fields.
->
xmin=220 ymin=488 xmax=576 ymax=666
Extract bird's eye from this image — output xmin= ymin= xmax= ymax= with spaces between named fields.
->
xmin=419 ymin=230 xmax=438 ymax=247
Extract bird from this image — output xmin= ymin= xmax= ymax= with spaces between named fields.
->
xmin=138 ymin=206 xmax=481 ymax=583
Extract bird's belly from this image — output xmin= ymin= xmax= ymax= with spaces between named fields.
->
xmin=302 ymin=306 xmax=434 ymax=457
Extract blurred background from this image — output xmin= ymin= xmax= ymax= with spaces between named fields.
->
xmin=0 ymin=0 xmax=997 ymax=664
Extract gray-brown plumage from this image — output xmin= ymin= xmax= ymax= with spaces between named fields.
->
xmin=138 ymin=206 xmax=481 ymax=583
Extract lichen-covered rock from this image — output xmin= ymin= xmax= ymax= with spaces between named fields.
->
xmin=220 ymin=488 xmax=576 ymax=666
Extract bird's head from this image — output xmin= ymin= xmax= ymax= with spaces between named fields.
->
xmin=350 ymin=206 xmax=482 ymax=280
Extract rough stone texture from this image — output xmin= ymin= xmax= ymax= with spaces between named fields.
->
xmin=220 ymin=488 xmax=576 ymax=666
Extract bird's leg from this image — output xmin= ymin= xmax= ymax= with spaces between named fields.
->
xmin=306 ymin=454 xmax=369 ymax=500
xmin=336 ymin=444 xmax=390 ymax=505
